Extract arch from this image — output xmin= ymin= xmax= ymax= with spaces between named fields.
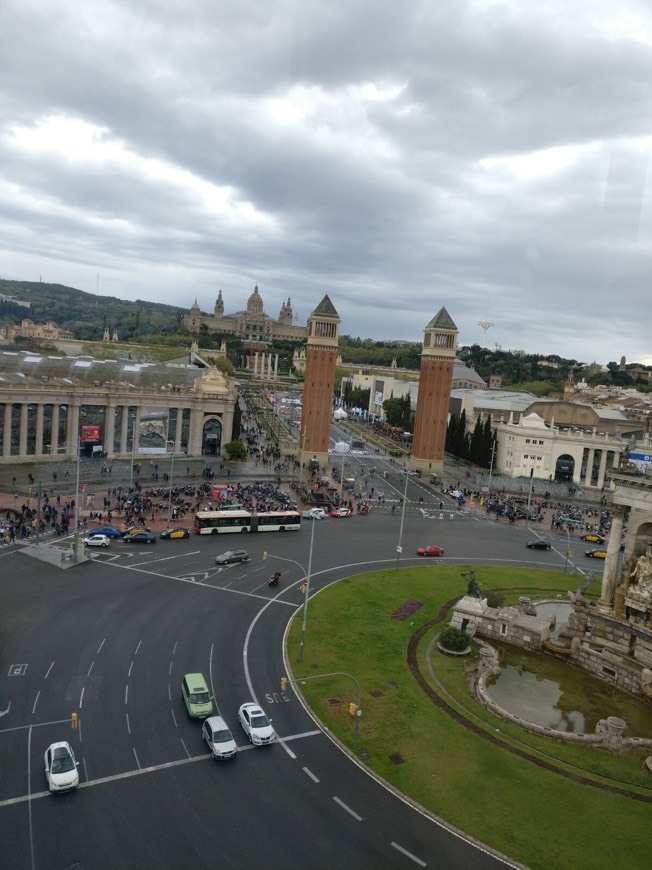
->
xmin=202 ymin=417 xmax=223 ymax=456
xmin=554 ymin=453 xmax=575 ymax=482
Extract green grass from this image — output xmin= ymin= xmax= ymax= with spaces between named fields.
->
xmin=286 ymin=565 xmax=652 ymax=869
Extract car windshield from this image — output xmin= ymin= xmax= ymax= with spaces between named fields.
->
xmin=250 ymin=714 xmax=269 ymax=729
xmin=190 ymin=692 xmax=210 ymax=704
xmin=212 ymin=728 xmax=233 ymax=742
xmin=52 ymin=752 xmax=74 ymax=773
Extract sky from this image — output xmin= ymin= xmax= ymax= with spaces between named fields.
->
xmin=1 ymin=0 xmax=651 ymax=366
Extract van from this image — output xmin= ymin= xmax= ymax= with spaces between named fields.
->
xmin=181 ymin=673 xmax=214 ymax=719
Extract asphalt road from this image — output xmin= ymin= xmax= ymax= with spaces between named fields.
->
xmin=0 ymin=485 xmax=567 ymax=869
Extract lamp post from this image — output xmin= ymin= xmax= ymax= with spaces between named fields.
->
xmin=265 ymin=518 xmax=317 ymax=664
xmin=72 ymin=434 xmax=82 ymax=562
xmin=129 ymin=412 xmax=137 ymax=486
xmin=282 ymin=670 xmax=362 ymax=751
xmin=395 ymin=469 xmax=411 ymax=571
xmin=167 ymin=448 xmax=175 ymax=526
xmin=563 ymin=525 xmax=573 ymax=574
xmin=487 ymin=438 xmax=497 ymax=495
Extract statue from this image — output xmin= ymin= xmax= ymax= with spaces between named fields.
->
xmin=630 ymin=547 xmax=652 ymax=598
xmin=462 ymin=569 xmax=482 ymax=598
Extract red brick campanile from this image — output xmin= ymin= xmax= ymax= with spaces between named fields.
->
xmin=410 ymin=307 xmax=458 ymax=475
xmin=299 ymin=295 xmax=341 ymax=476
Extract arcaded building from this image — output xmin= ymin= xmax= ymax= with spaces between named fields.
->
xmin=0 ymin=351 xmax=237 ymax=464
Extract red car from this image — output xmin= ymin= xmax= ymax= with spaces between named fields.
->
xmin=331 ymin=506 xmax=353 ymax=518
xmin=417 ymin=544 xmax=445 ymax=557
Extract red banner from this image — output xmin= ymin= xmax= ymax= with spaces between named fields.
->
xmin=81 ymin=425 xmax=101 ymax=442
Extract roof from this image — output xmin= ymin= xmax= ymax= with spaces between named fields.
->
xmin=310 ymin=294 xmax=340 ymax=319
xmin=425 ymin=306 xmax=457 ymax=331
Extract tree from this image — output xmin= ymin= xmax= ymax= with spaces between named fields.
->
xmin=224 ymin=439 xmax=246 ymax=461
xmin=382 ymin=396 xmax=404 ymax=427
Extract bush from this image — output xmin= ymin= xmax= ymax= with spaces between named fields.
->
xmin=439 ymin=626 xmax=470 ymax=652
xmin=485 ymin=590 xmax=505 ymax=608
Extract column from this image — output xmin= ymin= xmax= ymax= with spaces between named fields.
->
xmin=19 ymin=403 xmax=28 ymax=457
xmin=254 ymin=352 xmax=259 ymax=376
xmin=3 ymin=403 xmax=12 ymax=457
xmin=267 ymin=353 xmax=272 ymax=377
xmin=68 ymin=403 xmax=80 ymax=458
xmin=105 ymin=402 xmax=116 ymax=456
xmin=35 ymin=403 xmax=45 ymax=455
xmin=274 ymin=354 xmax=279 ymax=377
xmin=583 ymin=448 xmax=594 ymax=487
xmin=119 ymin=406 xmax=129 ymax=453
xmin=174 ymin=407 xmax=183 ymax=454
xmin=596 ymin=449 xmax=608 ymax=490
xmin=598 ymin=506 xmax=626 ymax=611
xmin=51 ymin=403 xmax=60 ymax=455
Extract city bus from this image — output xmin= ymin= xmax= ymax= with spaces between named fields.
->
xmin=193 ymin=509 xmax=301 ymax=535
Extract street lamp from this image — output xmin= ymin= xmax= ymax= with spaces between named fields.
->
xmin=167 ymin=446 xmax=175 ymax=526
xmin=72 ymin=434 xmax=82 ymax=562
xmin=563 ymin=525 xmax=573 ymax=574
xmin=395 ymin=469 xmax=411 ymax=571
xmin=264 ymin=518 xmax=317 ymax=664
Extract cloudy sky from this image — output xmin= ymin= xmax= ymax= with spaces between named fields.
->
xmin=2 ymin=0 xmax=651 ymax=365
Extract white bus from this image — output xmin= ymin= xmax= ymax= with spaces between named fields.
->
xmin=193 ymin=509 xmax=301 ymax=535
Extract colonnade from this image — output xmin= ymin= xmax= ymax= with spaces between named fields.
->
xmin=252 ymin=352 xmax=279 ymax=378
xmin=582 ymin=447 xmax=613 ymax=490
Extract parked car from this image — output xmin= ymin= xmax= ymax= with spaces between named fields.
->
xmin=238 ymin=702 xmax=275 ymax=745
xmin=83 ymin=533 xmax=111 ymax=548
xmin=302 ymin=508 xmax=327 ymax=520
xmin=526 ymin=540 xmax=552 ymax=550
xmin=215 ymin=549 xmax=250 ymax=565
xmin=585 ymin=548 xmax=607 ymax=559
xmin=123 ymin=531 xmax=157 ymax=544
xmin=581 ymin=533 xmax=605 ymax=544
xmin=93 ymin=526 xmax=122 ymax=538
xmin=331 ymin=506 xmax=352 ymax=518
xmin=160 ymin=527 xmax=190 ymax=539
xmin=202 ymin=715 xmax=237 ymax=760
xmin=44 ymin=741 xmax=79 ymax=793
xmin=416 ymin=544 xmax=445 ymax=557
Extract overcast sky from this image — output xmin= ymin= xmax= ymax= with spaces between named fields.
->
xmin=2 ymin=0 xmax=651 ymax=365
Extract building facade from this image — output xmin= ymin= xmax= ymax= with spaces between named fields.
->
xmin=2 ymin=319 xmax=73 ymax=341
xmin=0 ymin=351 xmax=237 ymax=463
xmin=184 ymin=286 xmax=307 ymax=345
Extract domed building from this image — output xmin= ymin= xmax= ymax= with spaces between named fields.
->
xmin=184 ymin=286 xmax=307 ymax=348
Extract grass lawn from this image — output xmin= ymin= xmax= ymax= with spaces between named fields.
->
xmin=285 ymin=565 xmax=652 ymax=870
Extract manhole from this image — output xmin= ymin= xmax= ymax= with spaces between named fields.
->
xmin=369 ymin=690 xmax=384 ymax=698
xmin=325 ymin=697 xmax=342 ymax=707
xmin=389 ymin=753 xmax=405 ymax=765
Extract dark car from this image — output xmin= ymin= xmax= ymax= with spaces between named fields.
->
xmin=585 ymin=548 xmax=607 ymax=559
xmin=124 ymin=531 xmax=157 ymax=544
xmin=160 ymin=527 xmax=190 ymax=539
xmin=121 ymin=525 xmax=152 ymax=537
xmin=215 ymin=549 xmax=250 ymax=565
xmin=93 ymin=526 xmax=123 ymax=538
xmin=527 ymin=540 xmax=552 ymax=550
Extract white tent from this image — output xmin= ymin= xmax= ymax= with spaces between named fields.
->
xmin=333 ymin=407 xmax=348 ymax=420
xmin=333 ymin=441 xmax=350 ymax=453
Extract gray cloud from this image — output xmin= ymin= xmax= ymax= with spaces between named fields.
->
xmin=1 ymin=0 xmax=651 ymax=364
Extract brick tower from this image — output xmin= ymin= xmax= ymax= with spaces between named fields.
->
xmin=299 ymin=295 xmax=341 ymax=476
xmin=410 ymin=307 xmax=458 ymax=474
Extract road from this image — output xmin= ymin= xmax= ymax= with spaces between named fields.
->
xmin=0 ymin=488 xmax=565 ymax=869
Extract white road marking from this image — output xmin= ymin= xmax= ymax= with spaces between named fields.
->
xmin=128 ymin=660 xmax=134 ymax=677
xmin=134 ymin=640 xmax=142 ymax=655
xmin=133 ymin=748 xmax=141 ymax=769
xmin=97 ymin=638 xmax=106 ymax=654
xmin=333 ymin=796 xmax=362 ymax=821
xmin=87 ymin=660 xmax=94 ymax=676
xmin=125 ymin=685 xmax=129 ymax=705
xmin=27 ymin=724 xmax=35 ymax=870
xmin=303 ymin=766 xmax=320 ymax=783
xmin=171 ymin=709 xmax=178 ymax=728
xmin=391 ymin=842 xmax=427 ymax=866
xmin=79 ymin=686 xmax=85 ymax=709
xmin=31 ymin=692 xmax=40 ymax=715
xmin=125 ymin=713 xmax=131 ymax=735
xmin=44 ymin=661 xmax=54 ymax=680
xmin=180 ymin=739 xmax=191 ymax=759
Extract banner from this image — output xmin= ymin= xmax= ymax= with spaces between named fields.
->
xmin=81 ymin=425 xmax=101 ymax=442
xmin=137 ymin=407 xmax=169 ymax=454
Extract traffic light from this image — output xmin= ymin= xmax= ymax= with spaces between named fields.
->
xmin=281 ymin=677 xmax=287 ymax=691
xmin=263 ymin=551 xmax=268 ymax=560
xmin=348 ymin=702 xmax=358 ymax=717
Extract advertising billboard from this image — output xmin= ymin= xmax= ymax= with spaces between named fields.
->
xmin=138 ymin=407 xmax=169 ymax=455
xmin=81 ymin=425 xmax=101 ymax=443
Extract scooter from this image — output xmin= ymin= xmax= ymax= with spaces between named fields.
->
xmin=269 ymin=572 xmax=282 ymax=587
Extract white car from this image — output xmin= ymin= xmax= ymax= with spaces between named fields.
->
xmin=202 ymin=715 xmax=238 ymax=760
xmin=44 ymin=741 xmax=79 ymax=793
xmin=84 ymin=533 xmax=111 ymax=548
xmin=302 ymin=508 xmax=327 ymax=520
xmin=238 ymin=703 xmax=275 ymax=745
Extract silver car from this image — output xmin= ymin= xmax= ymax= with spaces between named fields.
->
xmin=215 ymin=549 xmax=250 ymax=565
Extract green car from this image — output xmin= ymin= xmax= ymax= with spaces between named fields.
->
xmin=181 ymin=673 xmax=214 ymax=718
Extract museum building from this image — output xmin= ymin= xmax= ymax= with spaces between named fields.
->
xmin=0 ymin=350 xmax=237 ymax=464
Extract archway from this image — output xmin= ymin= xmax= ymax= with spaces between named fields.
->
xmin=202 ymin=418 xmax=222 ymax=456
xmin=555 ymin=454 xmax=575 ymax=482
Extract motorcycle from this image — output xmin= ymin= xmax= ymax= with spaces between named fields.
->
xmin=269 ymin=572 xmax=282 ymax=587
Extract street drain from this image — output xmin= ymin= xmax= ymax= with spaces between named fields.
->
xmin=325 ymin=697 xmax=342 ymax=707
xmin=389 ymin=753 xmax=405 ymax=765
